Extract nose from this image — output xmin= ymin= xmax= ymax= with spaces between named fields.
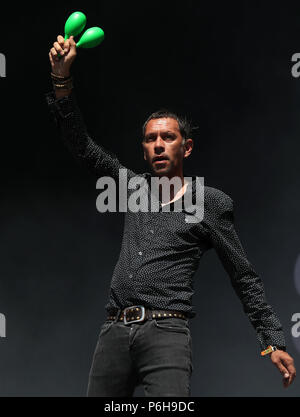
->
xmin=154 ymin=135 xmax=165 ymax=153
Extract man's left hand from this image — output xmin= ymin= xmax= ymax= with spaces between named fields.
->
xmin=270 ymin=350 xmax=296 ymax=388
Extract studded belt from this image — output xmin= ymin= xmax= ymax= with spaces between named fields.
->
xmin=108 ymin=305 xmax=188 ymax=325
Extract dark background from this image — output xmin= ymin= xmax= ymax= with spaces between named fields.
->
xmin=0 ymin=0 xmax=300 ymax=396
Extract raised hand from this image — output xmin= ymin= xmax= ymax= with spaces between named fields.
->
xmin=49 ymin=35 xmax=77 ymax=78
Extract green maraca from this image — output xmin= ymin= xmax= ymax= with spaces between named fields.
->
xmin=76 ymin=27 xmax=105 ymax=48
xmin=57 ymin=11 xmax=87 ymax=58
xmin=58 ymin=18 xmax=104 ymax=58
xmin=64 ymin=11 xmax=87 ymax=40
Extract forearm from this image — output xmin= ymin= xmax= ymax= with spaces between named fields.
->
xmin=45 ymin=87 xmax=136 ymax=181
xmin=47 ymin=36 xmax=136 ymax=181
xmin=217 ymin=232 xmax=286 ymax=350
xmin=230 ymin=266 xmax=286 ymax=350
xmin=54 ymin=88 xmax=72 ymax=99
xmin=203 ymin=190 xmax=286 ymax=351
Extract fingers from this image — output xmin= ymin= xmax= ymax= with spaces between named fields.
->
xmin=56 ymin=34 xmax=73 ymax=55
xmin=68 ymin=36 xmax=77 ymax=53
xmin=274 ymin=356 xmax=296 ymax=388
xmin=54 ymin=36 xmax=76 ymax=56
xmin=49 ymin=35 xmax=77 ymax=70
xmin=49 ymin=51 xmax=54 ymax=67
xmin=64 ymin=38 xmax=70 ymax=54
xmin=57 ymin=34 xmax=65 ymax=46
xmin=280 ymin=367 xmax=290 ymax=388
xmin=285 ymin=360 xmax=297 ymax=387
xmin=50 ymin=47 xmax=59 ymax=62
xmin=277 ymin=362 xmax=289 ymax=377
xmin=272 ymin=355 xmax=289 ymax=383
xmin=53 ymin=41 xmax=64 ymax=57
xmin=271 ymin=351 xmax=296 ymax=388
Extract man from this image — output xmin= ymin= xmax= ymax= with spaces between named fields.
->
xmin=46 ymin=35 xmax=296 ymax=397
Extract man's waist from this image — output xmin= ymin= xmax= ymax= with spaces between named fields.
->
xmin=107 ymin=305 xmax=188 ymax=325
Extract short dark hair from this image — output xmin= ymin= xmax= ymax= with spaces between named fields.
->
xmin=142 ymin=109 xmax=196 ymax=141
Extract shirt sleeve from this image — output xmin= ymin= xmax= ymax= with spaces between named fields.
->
xmin=202 ymin=189 xmax=286 ymax=352
xmin=45 ymin=90 xmax=137 ymax=182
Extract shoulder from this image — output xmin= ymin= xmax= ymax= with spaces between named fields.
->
xmin=204 ymin=185 xmax=234 ymax=213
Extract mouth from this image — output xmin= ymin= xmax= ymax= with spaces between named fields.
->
xmin=153 ymin=156 xmax=169 ymax=166
xmin=153 ymin=161 xmax=169 ymax=169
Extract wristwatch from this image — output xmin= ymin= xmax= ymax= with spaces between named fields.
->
xmin=261 ymin=345 xmax=286 ymax=356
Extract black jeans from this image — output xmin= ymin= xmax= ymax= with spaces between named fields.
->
xmin=87 ymin=315 xmax=193 ymax=397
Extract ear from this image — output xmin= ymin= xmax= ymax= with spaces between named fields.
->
xmin=142 ymin=142 xmax=147 ymax=161
xmin=183 ymin=139 xmax=193 ymax=159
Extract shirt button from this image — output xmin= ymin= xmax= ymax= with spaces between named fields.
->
xmin=138 ymin=251 xmax=143 ymax=256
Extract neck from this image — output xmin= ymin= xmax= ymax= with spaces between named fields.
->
xmin=157 ymin=169 xmax=186 ymax=205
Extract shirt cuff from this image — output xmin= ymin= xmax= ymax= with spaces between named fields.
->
xmin=45 ymin=90 xmax=76 ymax=121
xmin=276 ymin=346 xmax=287 ymax=351
xmin=258 ymin=329 xmax=287 ymax=353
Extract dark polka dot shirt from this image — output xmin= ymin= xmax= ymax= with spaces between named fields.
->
xmin=45 ymin=90 xmax=286 ymax=352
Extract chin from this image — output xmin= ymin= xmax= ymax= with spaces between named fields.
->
xmin=152 ymin=166 xmax=172 ymax=177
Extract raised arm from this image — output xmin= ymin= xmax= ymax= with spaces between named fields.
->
xmin=46 ymin=35 xmax=136 ymax=182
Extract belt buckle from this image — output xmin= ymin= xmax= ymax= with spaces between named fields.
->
xmin=124 ymin=306 xmax=145 ymax=325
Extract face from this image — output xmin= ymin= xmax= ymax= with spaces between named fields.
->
xmin=142 ymin=118 xmax=193 ymax=177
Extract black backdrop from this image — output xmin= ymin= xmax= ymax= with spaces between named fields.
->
xmin=0 ymin=1 xmax=300 ymax=396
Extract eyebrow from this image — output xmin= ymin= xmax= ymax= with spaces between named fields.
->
xmin=145 ymin=130 xmax=177 ymax=137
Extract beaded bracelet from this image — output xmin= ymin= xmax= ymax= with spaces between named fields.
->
xmin=51 ymin=73 xmax=74 ymax=90
xmin=51 ymin=72 xmax=71 ymax=81
xmin=53 ymin=83 xmax=74 ymax=90
xmin=52 ymin=79 xmax=74 ymax=90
